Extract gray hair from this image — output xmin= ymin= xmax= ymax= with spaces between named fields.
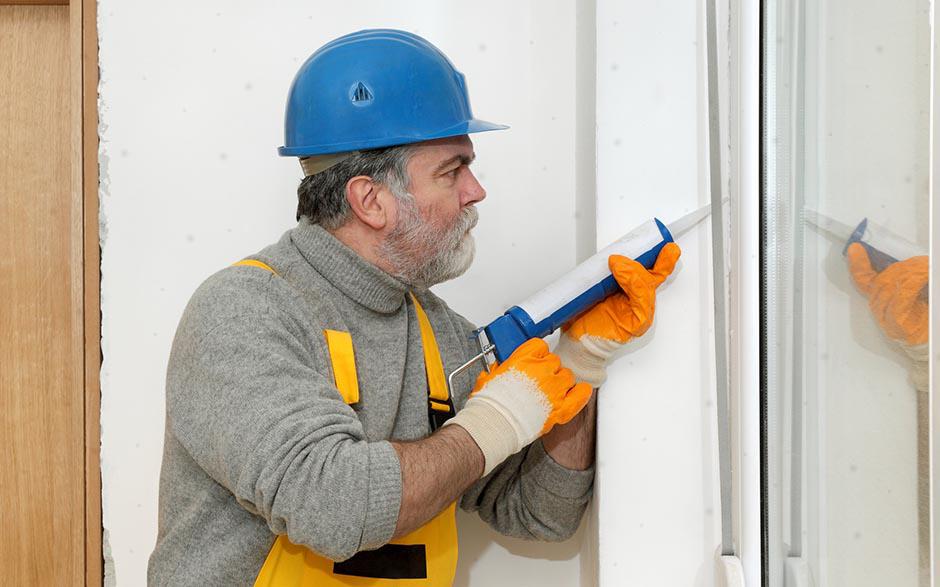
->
xmin=296 ymin=145 xmax=414 ymax=228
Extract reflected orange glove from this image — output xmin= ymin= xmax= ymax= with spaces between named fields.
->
xmin=847 ymin=242 xmax=929 ymax=391
xmin=445 ymin=338 xmax=593 ymax=476
xmin=554 ymin=242 xmax=682 ymax=387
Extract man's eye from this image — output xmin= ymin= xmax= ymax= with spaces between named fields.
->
xmin=448 ymin=167 xmax=460 ymax=178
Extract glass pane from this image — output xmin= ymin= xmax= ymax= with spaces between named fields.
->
xmin=763 ymin=0 xmax=931 ymax=585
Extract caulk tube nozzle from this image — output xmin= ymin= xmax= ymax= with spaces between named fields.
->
xmin=843 ymin=217 xmax=927 ymax=272
xmin=483 ymin=217 xmax=674 ymax=362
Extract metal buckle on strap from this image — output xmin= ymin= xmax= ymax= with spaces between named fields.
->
xmin=428 ymin=397 xmax=455 ymax=432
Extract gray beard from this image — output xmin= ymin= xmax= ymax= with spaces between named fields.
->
xmin=378 ymin=194 xmax=478 ymax=289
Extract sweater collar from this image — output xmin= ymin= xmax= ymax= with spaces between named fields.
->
xmin=290 ymin=222 xmax=410 ymax=314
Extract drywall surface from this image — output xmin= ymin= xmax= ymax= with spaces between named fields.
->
xmin=594 ymin=1 xmax=722 ymax=585
xmin=97 ymin=2 xmax=591 ymax=584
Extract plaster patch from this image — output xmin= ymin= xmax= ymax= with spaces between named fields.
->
xmin=104 ymin=528 xmax=117 ymax=587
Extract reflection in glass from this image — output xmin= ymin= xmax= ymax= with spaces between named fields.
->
xmin=762 ymin=0 xmax=930 ymax=585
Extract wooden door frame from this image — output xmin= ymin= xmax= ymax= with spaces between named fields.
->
xmin=76 ymin=0 xmax=102 ymax=583
xmin=1 ymin=1 xmax=100 ymax=583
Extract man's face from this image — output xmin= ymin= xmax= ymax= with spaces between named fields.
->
xmin=379 ymin=135 xmax=486 ymax=287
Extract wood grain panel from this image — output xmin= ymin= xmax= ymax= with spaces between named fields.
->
xmin=0 ymin=2 xmax=69 ymax=6
xmin=79 ymin=0 xmax=103 ymax=581
xmin=0 ymin=5 xmax=85 ymax=585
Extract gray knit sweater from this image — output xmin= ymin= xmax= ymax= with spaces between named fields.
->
xmin=147 ymin=222 xmax=594 ymax=586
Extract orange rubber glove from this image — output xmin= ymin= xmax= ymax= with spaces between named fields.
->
xmin=554 ymin=242 xmax=682 ymax=387
xmin=445 ymin=338 xmax=593 ymax=476
xmin=847 ymin=242 xmax=929 ymax=391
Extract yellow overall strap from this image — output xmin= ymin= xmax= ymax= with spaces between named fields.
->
xmin=409 ymin=294 xmax=452 ymax=415
xmin=234 ymin=259 xmax=361 ymax=406
xmin=323 ymin=330 xmax=360 ymax=405
xmin=234 ymin=259 xmax=278 ymax=275
xmin=251 ymin=280 xmax=458 ymax=586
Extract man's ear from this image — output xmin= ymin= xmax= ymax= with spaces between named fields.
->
xmin=345 ymin=175 xmax=389 ymax=230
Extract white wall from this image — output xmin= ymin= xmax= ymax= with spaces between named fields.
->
xmin=593 ymin=1 xmax=723 ymax=585
xmin=97 ymin=1 xmax=594 ymax=584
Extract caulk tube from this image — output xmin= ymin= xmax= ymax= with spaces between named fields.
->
xmin=804 ymin=209 xmax=926 ymax=269
xmin=483 ymin=218 xmax=674 ymax=362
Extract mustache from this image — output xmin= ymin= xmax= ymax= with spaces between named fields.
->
xmin=437 ymin=206 xmax=478 ymax=250
xmin=453 ymin=206 xmax=478 ymax=236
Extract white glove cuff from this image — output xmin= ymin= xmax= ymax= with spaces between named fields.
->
xmin=444 ymin=369 xmax=551 ymax=476
xmin=445 ymin=399 xmax=520 ymax=477
xmin=554 ymin=333 xmax=620 ymax=388
xmin=901 ymin=343 xmax=929 ymax=393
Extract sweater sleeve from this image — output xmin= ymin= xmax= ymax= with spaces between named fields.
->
xmin=459 ymin=440 xmax=594 ymax=542
xmin=442 ymin=305 xmax=595 ymax=541
xmin=166 ymin=298 xmax=401 ymax=562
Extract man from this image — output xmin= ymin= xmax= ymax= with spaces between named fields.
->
xmin=148 ymin=29 xmax=680 ymax=586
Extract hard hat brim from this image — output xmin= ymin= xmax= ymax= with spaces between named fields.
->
xmin=278 ymin=118 xmax=509 ymax=157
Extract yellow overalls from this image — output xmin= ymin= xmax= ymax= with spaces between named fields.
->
xmin=233 ymin=260 xmax=459 ymax=586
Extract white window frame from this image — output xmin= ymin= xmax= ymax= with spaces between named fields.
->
xmin=930 ymin=0 xmax=940 ymax=583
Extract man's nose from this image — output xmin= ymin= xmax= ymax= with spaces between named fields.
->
xmin=461 ymin=169 xmax=486 ymax=206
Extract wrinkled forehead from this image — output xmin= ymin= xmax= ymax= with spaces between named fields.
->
xmin=407 ymin=135 xmax=475 ymax=174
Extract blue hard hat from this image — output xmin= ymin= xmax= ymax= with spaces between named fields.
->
xmin=278 ymin=29 xmax=509 ymax=157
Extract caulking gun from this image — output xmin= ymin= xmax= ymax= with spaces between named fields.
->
xmin=446 ymin=202 xmax=719 ymax=392
xmin=804 ymin=209 xmax=926 ymax=271
xmin=804 ymin=208 xmax=928 ymax=302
